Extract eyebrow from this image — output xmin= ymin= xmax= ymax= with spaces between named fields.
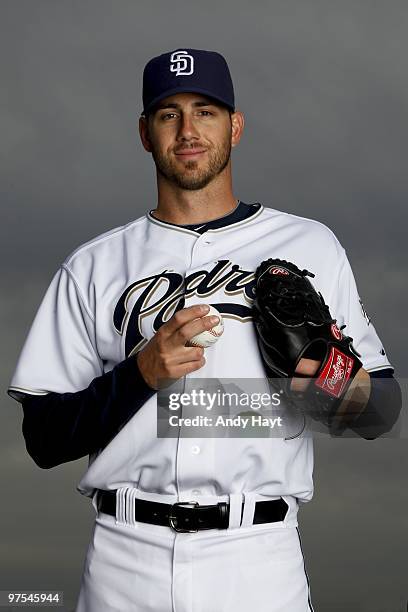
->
xmin=154 ymin=100 xmax=216 ymax=111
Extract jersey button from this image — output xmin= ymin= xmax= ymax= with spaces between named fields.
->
xmin=191 ymin=445 xmax=201 ymax=455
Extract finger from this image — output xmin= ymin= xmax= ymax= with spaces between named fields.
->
xmin=291 ymin=358 xmax=321 ymax=393
xmin=290 ymin=377 xmax=310 ymax=393
xmin=156 ymin=357 xmax=206 ymax=388
xmin=171 ymin=357 xmax=206 ymax=378
xmin=160 ymin=304 xmax=210 ymax=338
xmin=169 ymin=346 xmax=205 ymax=365
xmin=170 ymin=314 xmax=220 ymax=348
xmin=295 ymin=358 xmax=321 ymax=376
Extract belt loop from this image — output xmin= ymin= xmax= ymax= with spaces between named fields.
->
xmin=116 ymin=487 xmax=138 ymax=527
xmin=126 ymin=488 xmax=137 ymax=527
xmin=281 ymin=495 xmax=298 ymax=525
xmin=240 ymin=492 xmax=256 ymax=527
xmin=91 ymin=489 xmax=99 ymax=515
xmin=227 ymin=493 xmax=243 ymax=530
xmin=116 ymin=487 xmax=128 ymax=525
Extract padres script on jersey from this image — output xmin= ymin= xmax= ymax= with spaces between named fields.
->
xmin=9 ymin=203 xmax=391 ymax=504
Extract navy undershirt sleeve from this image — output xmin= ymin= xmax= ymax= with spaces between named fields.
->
xmin=347 ymin=368 xmax=402 ymax=439
xmin=21 ymin=354 xmax=156 ymax=469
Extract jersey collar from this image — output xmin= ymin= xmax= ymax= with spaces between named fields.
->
xmin=147 ymin=201 xmax=263 ymax=235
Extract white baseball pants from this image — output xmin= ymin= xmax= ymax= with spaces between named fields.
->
xmin=75 ymin=490 xmax=314 ymax=612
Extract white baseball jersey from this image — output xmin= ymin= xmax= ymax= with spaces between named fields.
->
xmin=8 ymin=202 xmax=391 ymax=611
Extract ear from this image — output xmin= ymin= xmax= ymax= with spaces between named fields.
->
xmin=139 ymin=116 xmax=152 ymax=153
xmin=230 ymin=111 xmax=244 ymax=148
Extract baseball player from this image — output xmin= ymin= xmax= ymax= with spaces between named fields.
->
xmin=8 ymin=49 xmax=401 ymax=611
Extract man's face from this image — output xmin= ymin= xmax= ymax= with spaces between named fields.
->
xmin=143 ymin=93 xmax=233 ymax=191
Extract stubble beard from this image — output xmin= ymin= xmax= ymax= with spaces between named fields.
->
xmin=151 ymin=134 xmax=232 ymax=191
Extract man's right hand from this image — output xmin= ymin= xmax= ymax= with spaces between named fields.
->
xmin=136 ymin=304 xmax=220 ymax=389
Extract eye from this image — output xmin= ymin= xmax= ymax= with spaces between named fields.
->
xmin=198 ymin=110 xmax=213 ymax=116
xmin=161 ymin=112 xmax=178 ymax=120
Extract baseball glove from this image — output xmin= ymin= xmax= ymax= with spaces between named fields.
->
xmin=252 ymin=258 xmax=363 ymax=432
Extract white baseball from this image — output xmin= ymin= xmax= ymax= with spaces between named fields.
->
xmin=187 ymin=305 xmax=224 ymax=348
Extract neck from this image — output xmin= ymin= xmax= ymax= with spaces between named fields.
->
xmin=151 ymin=166 xmax=238 ymax=225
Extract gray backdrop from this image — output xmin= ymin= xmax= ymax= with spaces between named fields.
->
xmin=1 ymin=1 xmax=407 ymax=611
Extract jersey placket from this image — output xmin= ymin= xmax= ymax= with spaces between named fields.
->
xmin=169 ymin=231 xmax=218 ymax=612
xmin=176 ymin=230 xmax=217 ymax=501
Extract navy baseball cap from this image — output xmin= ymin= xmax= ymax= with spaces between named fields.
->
xmin=142 ymin=48 xmax=235 ymax=116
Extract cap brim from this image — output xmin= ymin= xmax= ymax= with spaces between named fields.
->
xmin=142 ymin=86 xmax=235 ymax=116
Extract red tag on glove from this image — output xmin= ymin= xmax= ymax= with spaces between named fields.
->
xmin=314 ymin=346 xmax=355 ymax=398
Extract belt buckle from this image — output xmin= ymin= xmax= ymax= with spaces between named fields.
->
xmin=168 ymin=501 xmax=199 ymax=532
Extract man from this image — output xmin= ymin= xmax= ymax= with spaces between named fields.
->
xmin=8 ymin=48 xmax=401 ymax=611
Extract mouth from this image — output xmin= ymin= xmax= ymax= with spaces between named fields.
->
xmin=175 ymin=149 xmax=207 ymax=159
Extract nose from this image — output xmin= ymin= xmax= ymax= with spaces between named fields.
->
xmin=177 ymin=113 xmax=200 ymax=141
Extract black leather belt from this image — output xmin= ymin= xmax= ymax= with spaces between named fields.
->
xmin=97 ymin=490 xmax=289 ymax=532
